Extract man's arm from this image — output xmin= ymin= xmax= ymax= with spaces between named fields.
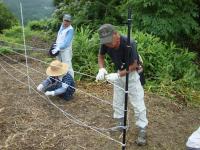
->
xmin=59 ymin=29 xmax=74 ymax=49
xmin=53 ymin=87 xmax=66 ymax=95
xmin=42 ymin=77 xmax=53 ymax=87
xmin=98 ymin=54 xmax=105 ymax=68
xmin=96 ymin=54 xmax=108 ymax=81
xmin=118 ymin=60 xmax=138 ymax=77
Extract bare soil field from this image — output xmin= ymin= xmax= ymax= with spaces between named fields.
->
xmin=0 ymin=55 xmax=199 ymax=150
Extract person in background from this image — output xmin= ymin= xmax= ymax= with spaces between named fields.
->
xmin=51 ymin=14 xmax=74 ymax=78
xmin=186 ymin=127 xmax=200 ymax=150
xmin=96 ymin=24 xmax=148 ymax=146
xmin=37 ymin=60 xmax=75 ymax=101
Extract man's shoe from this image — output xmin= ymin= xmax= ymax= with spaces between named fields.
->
xmin=135 ymin=128 xmax=147 ymax=146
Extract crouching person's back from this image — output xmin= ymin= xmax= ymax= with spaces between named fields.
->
xmin=37 ymin=60 xmax=75 ymax=101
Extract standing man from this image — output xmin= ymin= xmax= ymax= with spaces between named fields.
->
xmin=96 ymin=24 xmax=148 ymax=146
xmin=51 ymin=14 xmax=74 ymax=78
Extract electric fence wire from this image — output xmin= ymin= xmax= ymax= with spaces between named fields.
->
xmin=1 ymin=53 xmax=130 ymax=132
xmin=0 ymin=40 xmax=48 ymax=51
xmin=0 ymin=61 xmax=125 ymax=147
xmin=1 ymin=53 xmax=130 ymax=133
xmin=0 ymin=53 xmax=126 ymax=112
xmin=0 ymin=39 xmax=127 ymax=90
xmin=0 ymin=46 xmax=126 ymax=91
xmin=0 ymin=1 xmax=130 ymax=148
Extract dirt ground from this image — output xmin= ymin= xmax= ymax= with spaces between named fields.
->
xmin=0 ymin=54 xmax=200 ymax=150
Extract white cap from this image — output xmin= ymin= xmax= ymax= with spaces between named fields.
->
xmin=63 ymin=14 xmax=71 ymax=21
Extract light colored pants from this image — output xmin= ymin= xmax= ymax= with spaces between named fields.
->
xmin=56 ymin=50 xmax=74 ymax=78
xmin=113 ymin=71 xmax=148 ymax=129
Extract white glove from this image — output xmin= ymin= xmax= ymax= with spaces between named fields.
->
xmin=96 ymin=68 xmax=108 ymax=81
xmin=52 ymin=47 xmax=60 ymax=54
xmin=37 ymin=84 xmax=44 ymax=92
xmin=105 ymin=73 xmax=119 ymax=82
xmin=45 ymin=91 xmax=55 ymax=96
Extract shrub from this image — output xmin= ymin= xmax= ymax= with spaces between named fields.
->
xmin=0 ymin=46 xmax=12 ymax=54
xmin=0 ymin=2 xmax=18 ymax=32
xmin=72 ymin=26 xmax=200 ymax=103
xmin=28 ymin=20 xmax=49 ymax=31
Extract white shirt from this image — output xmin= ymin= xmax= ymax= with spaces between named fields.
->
xmin=186 ymin=127 xmax=200 ymax=148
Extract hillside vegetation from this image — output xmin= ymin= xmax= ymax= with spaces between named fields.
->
xmin=0 ymin=23 xmax=200 ymax=105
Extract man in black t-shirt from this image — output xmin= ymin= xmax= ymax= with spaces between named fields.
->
xmin=96 ymin=24 xmax=148 ymax=146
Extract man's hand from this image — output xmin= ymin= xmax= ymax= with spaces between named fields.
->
xmin=105 ymin=73 xmax=119 ymax=82
xmin=53 ymin=43 xmax=57 ymax=48
xmin=96 ymin=68 xmax=108 ymax=81
xmin=52 ymin=47 xmax=60 ymax=54
xmin=45 ymin=91 xmax=55 ymax=96
xmin=37 ymin=84 xmax=44 ymax=92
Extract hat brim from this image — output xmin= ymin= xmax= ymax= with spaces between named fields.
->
xmin=46 ymin=63 xmax=68 ymax=76
xmin=100 ymin=35 xmax=113 ymax=44
xmin=63 ymin=19 xmax=71 ymax=21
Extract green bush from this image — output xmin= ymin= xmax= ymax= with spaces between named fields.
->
xmin=0 ymin=46 xmax=12 ymax=54
xmin=0 ymin=2 xmax=18 ymax=33
xmin=28 ymin=20 xmax=49 ymax=31
xmin=1 ymin=23 xmax=199 ymax=104
xmin=132 ymin=31 xmax=200 ymax=102
xmin=72 ymin=27 xmax=100 ymax=81
xmin=71 ymin=26 xmax=200 ymax=103
xmin=52 ymin=0 xmax=200 ymax=53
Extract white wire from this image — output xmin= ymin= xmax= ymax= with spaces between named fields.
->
xmin=1 ymin=42 xmax=126 ymax=92
xmin=0 ymin=40 xmax=48 ymax=51
xmin=0 ymin=58 xmax=36 ymax=85
xmin=0 ymin=62 xmax=125 ymax=147
xmin=2 ymin=55 xmax=129 ymax=133
xmin=1 ymin=53 xmax=126 ymax=111
xmin=19 ymin=1 xmax=31 ymax=93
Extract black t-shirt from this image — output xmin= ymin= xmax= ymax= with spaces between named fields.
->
xmin=99 ymin=35 xmax=139 ymax=71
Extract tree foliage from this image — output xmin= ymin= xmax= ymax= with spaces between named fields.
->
xmin=122 ymin=0 xmax=200 ymax=45
xmin=0 ymin=2 xmax=18 ymax=33
xmin=52 ymin=0 xmax=124 ymax=29
xmin=51 ymin=0 xmax=200 ymax=52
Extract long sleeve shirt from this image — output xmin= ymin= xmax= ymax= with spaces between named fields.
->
xmin=41 ymin=72 xmax=75 ymax=98
xmin=57 ymin=24 xmax=74 ymax=50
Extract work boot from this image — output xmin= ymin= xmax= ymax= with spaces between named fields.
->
xmin=110 ymin=118 xmax=125 ymax=132
xmin=135 ymin=128 xmax=147 ymax=146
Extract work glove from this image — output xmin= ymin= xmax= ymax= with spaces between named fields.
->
xmin=45 ymin=91 xmax=55 ymax=96
xmin=52 ymin=47 xmax=60 ymax=54
xmin=96 ymin=68 xmax=108 ymax=81
xmin=105 ymin=73 xmax=119 ymax=82
xmin=37 ymin=84 xmax=44 ymax=92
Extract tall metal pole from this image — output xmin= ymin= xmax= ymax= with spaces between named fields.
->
xmin=122 ymin=8 xmax=132 ymax=150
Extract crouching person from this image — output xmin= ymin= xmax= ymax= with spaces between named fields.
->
xmin=37 ymin=60 xmax=75 ymax=100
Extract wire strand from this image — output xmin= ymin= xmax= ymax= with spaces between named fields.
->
xmin=0 ymin=62 xmax=125 ymax=147
xmin=1 ymin=53 xmax=126 ymax=111
xmin=1 ymin=43 xmax=125 ymax=92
